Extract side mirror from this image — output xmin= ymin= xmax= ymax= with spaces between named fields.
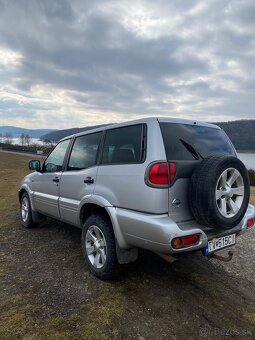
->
xmin=29 ymin=160 xmax=41 ymax=171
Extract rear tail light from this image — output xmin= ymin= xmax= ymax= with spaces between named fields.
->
xmin=172 ymin=234 xmax=200 ymax=249
xmin=169 ymin=162 xmax=176 ymax=185
xmin=247 ymin=218 xmax=255 ymax=230
xmin=146 ymin=162 xmax=176 ymax=187
xmin=149 ymin=162 xmax=169 ymax=185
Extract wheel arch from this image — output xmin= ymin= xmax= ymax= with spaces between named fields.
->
xmin=19 ymin=186 xmax=45 ymax=224
xmin=79 ymin=201 xmax=137 ymax=264
xmin=79 ymin=202 xmax=122 ymax=243
xmin=19 ymin=184 xmax=34 ymax=205
xmin=80 ymin=203 xmax=111 ymax=227
xmin=18 ymin=188 xmax=27 ymax=202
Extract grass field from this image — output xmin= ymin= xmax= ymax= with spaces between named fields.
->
xmin=0 ymin=152 xmax=126 ymax=339
xmin=0 ymin=152 xmax=255 ymax=339
xmin=0 ymin=153 xmax=31 ymax=229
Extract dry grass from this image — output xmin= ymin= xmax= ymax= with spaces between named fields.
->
xmin=0 ymin=153 xmax=36 ymax=229
xmin=0 ymin=152 xmax=125 ymax=339
xmin=250 ymin=187 xmax=255 ymax=205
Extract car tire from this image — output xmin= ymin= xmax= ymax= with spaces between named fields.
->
xmin=189 ymin=155 xmax=250 ymax=229
xmin=82 ymin=214 xmax=118 ymax=280
xmin=20 ymin=192 xmax=36 ymax=228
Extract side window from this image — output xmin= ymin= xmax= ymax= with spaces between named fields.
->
xmin=67 ymin=132 xmax=102 ymax=171
xmin=44 ymin=139 xmax=70 ymax=172
xmin=102 ymin=125 xmax=143 ymax=164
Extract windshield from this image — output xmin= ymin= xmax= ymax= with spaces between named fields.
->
xmin=160 ymin=123 xmax=236 ymax=160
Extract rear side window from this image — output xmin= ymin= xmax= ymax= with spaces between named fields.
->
xmin=67 ymin=132 xmax=102 ymax=170
xmin=160 ymin=123 xmax=236 ymax=160
xmin=102 ymin=125 xmax=144 ymax=164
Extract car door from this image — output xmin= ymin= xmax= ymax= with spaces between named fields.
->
xmin=94 ymin=124 xmax=150 ymax=211
xmin=32 ymin=139 xmax=71 ymax=219
xmin=59 ymin=131 xmax=102 ymax=226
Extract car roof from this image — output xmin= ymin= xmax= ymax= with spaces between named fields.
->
xmin=60 ymin=117 xmax=220 ymax=141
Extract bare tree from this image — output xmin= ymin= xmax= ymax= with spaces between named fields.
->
xmin=0 ymin=133 xmax=3 ymax=143
xmin=20 ymin=133 xmax=26 ymax=146
xmin=4 ymin=133 xmax=13 ymax=144
xmin=43 ymin=138 xmax=51 ymax=145
xmin=24 ymin=134 xmax=31 ymax=145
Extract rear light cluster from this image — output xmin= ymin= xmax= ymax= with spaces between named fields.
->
xmin=172 ymin=234 xmax=200 ymax=249
xmin=146 ymin=162 xmax=176 ymax=186
xmin=246 ymin=218 xmax=255 ymax=230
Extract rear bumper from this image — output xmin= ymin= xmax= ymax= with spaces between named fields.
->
xmin=112 ymin=204 xmax=255 ymax=254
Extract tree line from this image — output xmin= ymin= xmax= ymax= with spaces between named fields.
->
xmin=0 ymin=132 xmax=32 ymax=145
xmin=0 ymin=132 xmax=54 ymax=155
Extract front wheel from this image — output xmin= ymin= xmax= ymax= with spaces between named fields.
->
xmin=81 ymin=214 xmax=118 ymax=280
xmin=20 ymin=192 xmax=36 ymax=228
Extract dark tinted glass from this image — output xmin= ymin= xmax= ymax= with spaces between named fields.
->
xmin=160 ymin=123 xmax=236 ymax=160
xmin=68 ymin=132 xmax=102 ymax=170
xmin=102 ymin=125 xmax=143 ymax=164
xmin=44 ymin=139 xmax=70 ymax=172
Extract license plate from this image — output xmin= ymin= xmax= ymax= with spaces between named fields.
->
xmin=205 ymin=234 xmax=236 ymax=254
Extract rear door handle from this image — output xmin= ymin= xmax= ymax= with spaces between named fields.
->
xmin=84 ymin=177 xmax=94 ymax=184
xmin=53 ymin=177 xmax=60 ymax=183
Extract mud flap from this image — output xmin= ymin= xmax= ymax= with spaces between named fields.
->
xmin=115 ymin=242 xmax=138 ymax=264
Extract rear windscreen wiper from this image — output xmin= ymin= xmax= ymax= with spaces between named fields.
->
xmin=179 ymin=138 xmax=204 ymax=160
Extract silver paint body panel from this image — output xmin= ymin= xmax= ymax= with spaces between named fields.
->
xmin=59 ymin=166 xmax=99 ymax=225
xmin=31 ymin=172 xmax=62 ymax=219
xmin=19 ymin=117 xmax=255 ymax=255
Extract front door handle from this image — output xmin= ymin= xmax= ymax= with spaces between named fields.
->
xmin=53 ymin=177 xmax=60 ymax=183
xmin=84 ymin=177 xmax=94 ymax=184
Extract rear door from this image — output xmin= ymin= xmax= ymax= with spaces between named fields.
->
xmin=59 ymin=131 xmax=102 ymax=225
xmin=159 ymin=122 xmax=236 ymax=222
xmin=94 ymin=124 xmax=168 ymax=214
xmin=94 ymin=124 xmax=146 ymax=210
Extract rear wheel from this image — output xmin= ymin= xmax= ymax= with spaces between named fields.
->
xmin=82 ymin=214 xmax=118 ymax=280
xmin=189 ymin=155 xmax=250 ymax=229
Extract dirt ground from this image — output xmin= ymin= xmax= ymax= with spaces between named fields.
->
xmin=0 ymin=152 xmax=255 ymax=339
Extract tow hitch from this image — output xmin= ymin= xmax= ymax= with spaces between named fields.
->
xmin=208 ymin=250 xmax=234 ymax=262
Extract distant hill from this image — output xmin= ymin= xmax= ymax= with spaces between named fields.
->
xmin=0 ymin=126 xmax=56 ymax=138
xmin=41 ymin=124 xmax=111 ymax=142
xmin=215 ymin=119 xmax=255 ymax=152
xmin=41 ymin=119 xmax=255 ymax=152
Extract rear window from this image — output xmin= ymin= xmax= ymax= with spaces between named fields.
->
xmin=160 ymin=123 xmax=236 ymax=160
xmin=101 ymin=124 xmax=144 ymax=164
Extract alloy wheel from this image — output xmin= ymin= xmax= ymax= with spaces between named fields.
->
xmin=216 ymin=167 xmax=244 ymax=218
xmin=85 ymin=225 xmax=107 ymax=269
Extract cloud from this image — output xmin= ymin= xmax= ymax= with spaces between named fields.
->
xmin=0 ymin=0 xmax=254 ymax=128
xmin=38 ymin=0 xmax=75 ymax=22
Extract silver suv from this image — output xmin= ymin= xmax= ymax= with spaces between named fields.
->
xmin=19 ymin=118 xmax=255 ymax=279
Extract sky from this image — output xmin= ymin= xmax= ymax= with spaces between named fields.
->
xmin=0 ymin=0 xmax=254 ymax=129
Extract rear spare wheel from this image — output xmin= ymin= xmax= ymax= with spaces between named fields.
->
xmin=189 ymin=155 xmax=250 ymax=229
